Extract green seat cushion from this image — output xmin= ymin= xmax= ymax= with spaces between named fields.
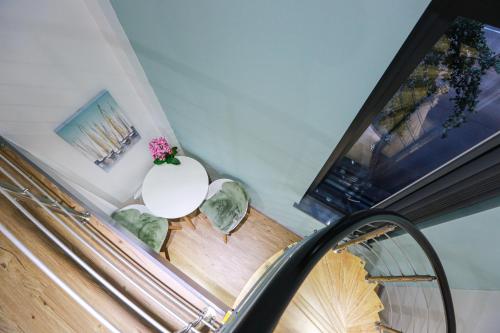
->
xmin=111 ymin=209 xmax=168 ymax=252
xmin=200 ymin=181 xmax=249 ymax=234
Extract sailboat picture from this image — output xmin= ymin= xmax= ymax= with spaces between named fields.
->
xmin=55 ymin=90 xmax=141 ymax=172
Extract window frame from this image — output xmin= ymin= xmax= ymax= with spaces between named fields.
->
xmin=298 ymin=0 xmax=500 ymax=224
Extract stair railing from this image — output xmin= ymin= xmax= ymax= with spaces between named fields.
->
xmin=0 ymin=137 xmax=223 ymax=332
xmin=221 ymin=210 xmax=455 ymax=333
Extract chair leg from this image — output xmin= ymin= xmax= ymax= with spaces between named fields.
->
xmin=159 ymin=236 xmax=170 ymax=260
xmin=169 ymin=224 xmax=183 ymax=231
xmin=223 ymin=234 xmax=228 ymax=244
xmin=163 ymin=248 xmax=170 ymax=261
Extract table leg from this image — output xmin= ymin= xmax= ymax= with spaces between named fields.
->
xmin=183 ymin=216 xmax=196 ymax=230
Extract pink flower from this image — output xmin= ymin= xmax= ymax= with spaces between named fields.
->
xmin=149 ymin=136 xmax=172 ymax=160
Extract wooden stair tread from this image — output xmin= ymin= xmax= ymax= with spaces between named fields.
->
xmin=274 ymin=251 xmax=383 ymax=333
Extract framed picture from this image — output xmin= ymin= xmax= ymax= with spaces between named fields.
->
xmin=55 ymin=90 xmax=141 ymax=172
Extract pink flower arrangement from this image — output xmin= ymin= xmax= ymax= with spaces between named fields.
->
xmin=148 ymin=136 xmax=180 ymax=165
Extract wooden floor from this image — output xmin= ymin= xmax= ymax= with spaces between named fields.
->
xmin=0 ymin=142 xmax=299 ymax=330
xmin=0 ymin=231 xmax=104 ymax=333
xmin=167 ymin=208 xmax=300 ymax=306
xmin=0 ymin=199 xmax=299 ymax=332
xmin=0 ymin=145 xmax=203 ymax=332
xmin=0 ymin=196 xmax=151 ymax=333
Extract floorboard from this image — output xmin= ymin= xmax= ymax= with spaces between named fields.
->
xmin=167 ymin=208 xmax=300 ymax=306
xmin=0 ymin=197 xmax=151 ymax=333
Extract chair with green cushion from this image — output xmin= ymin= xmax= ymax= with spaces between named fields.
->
xmin=111 ymin=204 xmax=181 ymax=260
xmin=200 ymin=179 xmax=249 ymax=243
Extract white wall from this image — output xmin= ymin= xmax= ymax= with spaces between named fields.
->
xmin=0 ymin=0 xmax=179 ymax=207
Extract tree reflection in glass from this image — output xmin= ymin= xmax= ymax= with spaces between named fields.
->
xmin=313 ymin=18 xmax=500 ymax=214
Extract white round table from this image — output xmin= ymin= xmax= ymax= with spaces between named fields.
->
xmin=142 ymin=156 xmax=209 ymax=219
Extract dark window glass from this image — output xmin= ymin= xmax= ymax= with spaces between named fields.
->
xmin=311 ymin=18 xmax=500 ymax=215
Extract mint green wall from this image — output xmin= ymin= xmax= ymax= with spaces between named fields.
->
xmin=110 ymin=0 xmax=430 ymax=236
xmin=421 ymin=200 xmax=500 ymax=290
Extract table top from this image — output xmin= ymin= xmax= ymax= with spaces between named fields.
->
xmin=142 ymin=156 xmax=209 ymax=219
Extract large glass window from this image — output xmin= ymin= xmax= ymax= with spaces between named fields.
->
xmin=309 ymin=18 xmax=500 ymax=215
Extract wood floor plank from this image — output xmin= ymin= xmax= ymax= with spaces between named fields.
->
xmin=0 ymin=144 xmax=301 ymax=325
xmin=0 ymin=146 xmax=228 ymax=325
xmin=0 ymin=196 xmax=152 ymax=333
xmin=167 ymin=208 xmax=300 ymax=306
xmin=0 ymin=231 xmax=107 ymax=333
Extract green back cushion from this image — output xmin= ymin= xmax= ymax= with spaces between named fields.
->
xmin=111 ymin=209 xmax=168 ymax=252
xmin=200 ymin=181 xmax=249 ymax=234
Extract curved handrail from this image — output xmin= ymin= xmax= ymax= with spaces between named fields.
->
xmin=221 ymin=209 xmax=455 ymax=333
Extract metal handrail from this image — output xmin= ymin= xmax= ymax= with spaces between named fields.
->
xmin=0 ymin=180 xmax=90 ymax=221
xmin=0 ymin=140 xmax=223 ymax=331
xmin=0 ymin=144 xmax=221 ymax=332
xmin=221 ymin=210 xmax=455 ymax=333
xmin=0 ymin=223 xmax=121 ymax=333
xmin=0 ymin=180 xmax=171 ymax=332
xmin=0 ymin=158 xmax=209 ymax=331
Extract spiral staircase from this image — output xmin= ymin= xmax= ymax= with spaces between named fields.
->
xmin=275 ymin=250 xmax=383 ymax=333
xmin=222 ymin=211 xmax=455 ymax=333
